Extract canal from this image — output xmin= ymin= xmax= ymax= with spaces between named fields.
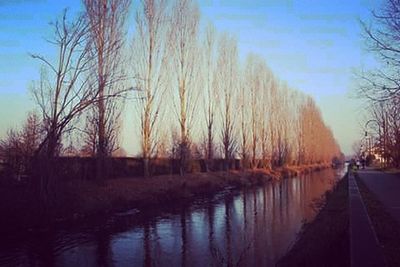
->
xmin=0 ymin=167 xmax=345 ymax=266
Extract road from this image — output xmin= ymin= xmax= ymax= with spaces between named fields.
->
xmin=349 ymin=171 xmax=386 ymax=267
xmin=358 ymin=169 xmax=400 ymax=223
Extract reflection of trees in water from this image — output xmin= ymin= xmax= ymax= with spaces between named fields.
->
xmin=180 ymin=208 xmax=188 ymax=267
xmin=262 ymin=187 xmax=267 ymax=226
xmin=253 ymin=189 xmax=260 ymax=265
xmin=142 ymin=220 xmax=162 ymax=267
xmin=243 ymin=190 xmax=248 ymax=229
xmin=95 ymin=230 xmax=113 ymax=267
xmin=207 ymin=200 xmax=216 ymax=266
xmin=285 ymin=180 xmax=290 ymax=228
xmin=279 ymin=182 xmax=283 ymax=225
xmin=210 ymin=195 xmax=233 ymax=266
xmin=2 ymin=170 xmax=343 ymax=267
xmin=225 ymin=196 xmax=232 ymax=266
xmin=29 ymin=233 xmax=56 ymax=266
xmin=210 ymin=193 xmax=253 ymax=267
xmin=265 ymin=183 xmax=275 ymax=261
xmin=137 ymin=171 xmax=337 ymax=266
xmin=143 ymin=223 xmax=151 ymax=267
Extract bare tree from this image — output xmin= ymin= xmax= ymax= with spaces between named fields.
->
xmin=298 ymin=96 xmax=340 ymax=165
xmin=80 ymin=107 xmax=98 ymax=156
xmin=274 ymin=84 xmax=291 ymax=166
xmin=83 ymin=0 xmax=131 ymax=180
xmin=244 ymin=54 xmax=262 ymax=168
xmin=357 ymin=0 xmax=400 ymax=167
xmin=0 ymin=129 xmax=23 ymax=179
xmin=385 ymin=97 xmax=400 ymax=166
xmin=216 ymin=33 xmax=238 ymax=169
xmin=299 ymin=97 xmax=316 ymax=164
xmin=154 ymin=131 xmax=170 ymax=159
xmin=238 ymin=70 xmax=250 ymax=168
xmin=30 ymin=11 xmax=93 ymax=205
xmin=259 ymin=64 xmax=273 ymax=168
xmin=366 ymin=98 xmax=400 ymax=167
xmin=132 ymin=0 xmax=170 ymax=177
xmin=292 ymin=91 xmax=306 ymax=165
xmin=0 ymin=112 xmax=43 ymax=180
xmin=81 ymin=99 xmax=122 ymax=157
xmin=202 ymin=23 xmax=217 ymax=169
xmin=168 ymin=0 xmax=200 ymax=175
xmin=20 ymin=112 xmax=43 ymax=159
xmin=358 ymin=0 xmax=400 ymax=102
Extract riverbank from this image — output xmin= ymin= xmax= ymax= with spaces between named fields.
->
xmin=0 ymin=163 xmax=330 ymax=234
xmin=277 ymin=172 xmax=349 ymax=267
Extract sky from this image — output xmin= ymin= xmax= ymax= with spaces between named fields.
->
xmin=0 ymin=0 xmax=381 ymax=156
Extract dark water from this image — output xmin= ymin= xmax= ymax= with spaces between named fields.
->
xmin=0 ymin=168 xmax=345 ymax=267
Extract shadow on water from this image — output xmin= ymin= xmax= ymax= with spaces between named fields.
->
xmin=0 ymin=168 xmax=345 ymax=267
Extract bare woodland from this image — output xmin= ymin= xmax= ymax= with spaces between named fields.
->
xmin=0 ymin=0 xmax=342 ymax=205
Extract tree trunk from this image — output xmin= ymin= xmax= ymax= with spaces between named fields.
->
xmin=36 ymin=132 xmax=58 ymax=210
xmin=97 ymin=78 xmax=106 ymax=181
xmin=143 ymin=157 xmax=150 ymax=178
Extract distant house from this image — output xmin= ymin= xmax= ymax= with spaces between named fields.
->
xmin=368 ymin=145 xmax=386 ymax=165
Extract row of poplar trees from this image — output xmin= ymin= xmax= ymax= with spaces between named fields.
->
xmin=129 ymin=0 xmax=341 ymax=174
xmin=1 ymin=0 xmax=341 ymax=206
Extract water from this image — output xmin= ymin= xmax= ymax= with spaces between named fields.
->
xmin=0 ymin=168 xmax=345 ymax=267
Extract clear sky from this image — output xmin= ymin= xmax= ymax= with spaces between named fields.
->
xmin=0 ymin=0 xmax=381 ymax=155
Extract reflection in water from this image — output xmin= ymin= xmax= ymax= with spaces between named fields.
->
xmin=0 ymin=168 xmax=344 ymax=267
xmin=96 ymin=230 xmax=113 ymax=267
xmin=143 ymin=223 xmax=151 ymax=267
xmin=180 ymin=209 xmax=187 ymax=267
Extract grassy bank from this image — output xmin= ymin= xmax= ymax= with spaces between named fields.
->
xmin=0 ymin=164 xmax=330 ymax=234
xmin=354 ymin=172 xmax=400 ymax=267
xmin=277 ymin=173 xmax=349 ymax=267
xmin=380 ymin=168 xmax=400 ymax=175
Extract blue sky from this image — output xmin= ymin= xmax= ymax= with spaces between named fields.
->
xmin=0 ymin=0 xmax=381 ymax=155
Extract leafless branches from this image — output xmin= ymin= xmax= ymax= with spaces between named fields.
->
xmin=356 ymin=0 xmax=400 ymax=167
xmin=202 ymin=23 xmax=217 ymax=164
xmin=216 ymin=33 xmax=238 ymax=168
xmin=30 ymin=10 xmax=94 ymax=203
xmin=4 ymin=0 xmax=343 ymax=192
xmin=358 ymin=0 xmax=400 ymax=101
xmin=132 ymin=0 xmax=170 ymax=177
xmin=168 ymin=0 xmax=200 ymax=175
xmin=0 ymin=112 xmax=43 ymax=179
xmin=84 ymin=0 xmax=131 ymax=179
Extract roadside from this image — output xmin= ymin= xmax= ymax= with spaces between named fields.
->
xmin=376 ymin=167 xmax=400 ymax=175
xmin=355 ymin=170 xmax=400 ymax=267
xmin=0 ymin=163 xmax=330 ymax=234
xmin=277 ymin=173 xmax=349 ymax=267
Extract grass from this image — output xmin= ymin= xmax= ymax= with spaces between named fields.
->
xmin=0 ymin=164 xmax=329 ymax=234
xmin=369 ymin=163 xmax=400 ymax=174
xmin=277 ymin=173 xmax=349 ymax=267
xmin=382 ymin=168 xmax=400 ymax=174
xmin=354 ymin=172 xmax=400 ymax=267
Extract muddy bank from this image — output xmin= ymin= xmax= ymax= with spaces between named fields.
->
xmin=0 ymin=163 xmax=331 ymax=234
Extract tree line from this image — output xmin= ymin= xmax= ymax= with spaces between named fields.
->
xmin=0 ymin=0 xmax=342 ymax=205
